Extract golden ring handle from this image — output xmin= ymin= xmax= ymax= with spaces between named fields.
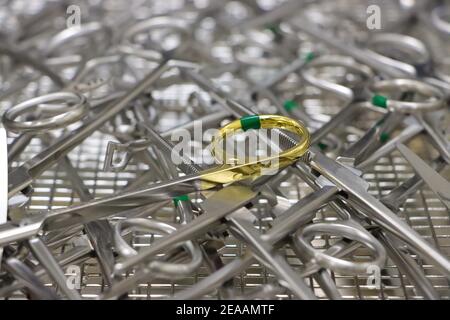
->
xmin=199 ymin=115 xmax=311 ymax=187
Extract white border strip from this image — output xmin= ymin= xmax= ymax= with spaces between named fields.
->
xmin=0 ymin=126 xmax=7 ymax=268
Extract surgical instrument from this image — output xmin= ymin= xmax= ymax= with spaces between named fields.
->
xmin=397 ymin=143 xmax=450 ymax=210
xmin=2 ymin=0 xmax=450 ymax=301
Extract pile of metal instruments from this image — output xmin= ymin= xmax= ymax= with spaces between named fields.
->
xmin=0 ymin=0 xmax=450 ymax=300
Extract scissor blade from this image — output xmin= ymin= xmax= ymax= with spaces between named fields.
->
xmin=397 ymin=143 xmax=450 ymax=209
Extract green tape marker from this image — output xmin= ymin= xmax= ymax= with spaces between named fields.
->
xmin=304 ymin=52 xmax=315 ymax=62
xmin=317 ymin=142 xmax=328 ymax=151
xmin=372 ymin=95 xmax=388 ymax=109
xmin=380 ymin=132 xmax=390 ymax=143
xmin=173 ymin=194 xmax=189 ymax=207
xmin=266 ymin=24 xmax=280 ymax=34
xmin=240 ymin=115 xmax=261 ymax=131
xmin=283 ymin=100 xmax=299 ymax=112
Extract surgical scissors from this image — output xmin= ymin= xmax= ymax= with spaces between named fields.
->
xmin=0 ymin=114 xmax=311 ymax=244
xmin=99 ymin=91 xmax=398 ymax=296
xmin=197 ymin=69 xmax=450 ymax=278
xmin=7 ymin=16 xmax=192 ymax=197
xmin=2 ymin=0 xmax=450 ymax=300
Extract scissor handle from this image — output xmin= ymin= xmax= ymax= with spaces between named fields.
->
xmin=119 ymin=16 xmax=191 ymax=60
xmin=294 ymin=221 xmax=386 ymax=275
xmin=301 ymin=55 xmax=374 ymax=102
xmin=202 ymin=115 xmax=310 ymax=186
xmin=431 ymin=5 xmax=450 ymax=36
xmin=70 ymin=54 xmax=120 ymax=85
xmin=70 ymin=54 xmax=139 ymax=93
xmin=233 ymin=36 xmax=284 ymax=68
xmin=45 ymin=22 xmax=112 ymax=58
xmin=2 ymin=92 xmax=89 ymax=133
xmin=370 ymin=79 xmax=445 ymax=113
xmin=113 ymin=218 xmax=203 ymax=278
xmin=366 ymin=33 xmax=430 ymax=73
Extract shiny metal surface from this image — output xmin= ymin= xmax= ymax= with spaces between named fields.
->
xmin=1 ymin=0 xmax=450 ymax=300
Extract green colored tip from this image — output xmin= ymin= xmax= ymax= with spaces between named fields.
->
xmin=318 ymin=142 xmax=328 ymax=151
xmin=380 ymin=132 xmax=390 ymax=143
xmin=266 ymin=24 xmax=280 ymax=34
xmin=283 ymin=100 xmax=300 ymax=111
xmin=240 ymin=115 xmax=261 ymax=131
xmin=372 ymin=95 xmax=388 ymax=108
xmin=304 ymin=52 xmax=316 ymax=62
xmin=173 ymin=194 xmax=190 ymax=207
